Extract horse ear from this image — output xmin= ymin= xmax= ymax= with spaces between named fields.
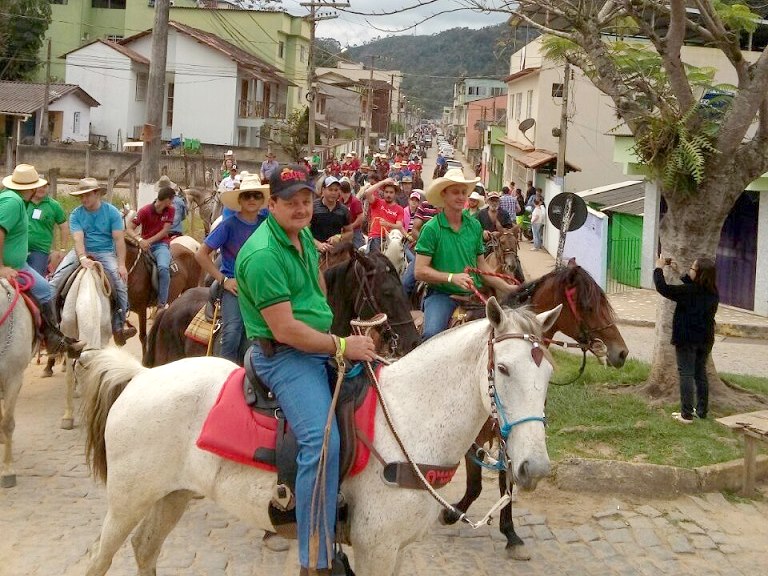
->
xmin=567 ymin=257 xmax=577 ymax=268
xmin=486 ymin=296 xmax=506 ymax=330
xmin=535 ymin=304 xmax=562 ymax=334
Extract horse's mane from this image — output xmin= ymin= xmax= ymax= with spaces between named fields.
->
xmin=540 ymin=265 xmax=615 ymax=320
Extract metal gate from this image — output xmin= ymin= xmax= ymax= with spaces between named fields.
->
xmin=606 ymin=213 xmax=642 ymax=294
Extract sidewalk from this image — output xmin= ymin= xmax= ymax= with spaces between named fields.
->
xmin=518 ymin=246 xmax=768 ymax=341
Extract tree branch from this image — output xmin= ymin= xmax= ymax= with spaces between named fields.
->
xmin=662 ymin=0 xmax=695 ymax=111
xmin=691 ymin=0 xmax=750 ymax=88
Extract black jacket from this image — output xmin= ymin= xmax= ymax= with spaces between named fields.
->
xmin=653 ymin=268 xmax=719 ymax=346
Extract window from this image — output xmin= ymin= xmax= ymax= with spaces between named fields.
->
xmin=552 ymin=83 xmax=564 ymax=98
xmin=514 ymin=93 xmax=522 ymax=119
xmin=300 ymin=46 xmax=307 ymax=63
xmin=491 ymin=87 xmax=505 ymax=96
xmin=526 ymin=90 xmax=533 ymax=118
xmin=50 ymin=0 xmax=68 ymax=5
xmin=278 ymin=41 xmax=285 ymax=59
xmin=135 ymin=72 xmax=147 ymax=101
xmin=105 ymin=34 xmax=123 ymax=42
xmin=92 ymin=0 xmax=126 ymax=7
xmin=468 ymin=86 xmax=477 ymax=96
xmin=73 ymin=111 xmax=80 ymax=134
xmin=166 ymin=83 xmax=174 ymax=127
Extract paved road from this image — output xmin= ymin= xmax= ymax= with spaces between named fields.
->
xmin=1 ymin=357 xmax=766 ymax=576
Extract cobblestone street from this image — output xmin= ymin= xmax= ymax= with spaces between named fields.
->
xmin=1 ymin=360 xmax=766 ymax=576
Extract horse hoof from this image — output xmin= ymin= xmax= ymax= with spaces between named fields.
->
xmin=262 ymin=532 xmax=290 ymax=552
xmin=438 ymin=509 xmax=460 ymax=526
xmin=61 ymin=418 xmax=74 ymax=430
xmin=1 ymin=474 xmax=17 ymax=488
xmin=507 ymin=544 xmax=531 ymax=561
xmin=41 ymin=369 xmax=53 ymax=378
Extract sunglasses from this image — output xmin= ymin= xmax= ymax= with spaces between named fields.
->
xmin=240 ymin=191 xmax=263 ymax=200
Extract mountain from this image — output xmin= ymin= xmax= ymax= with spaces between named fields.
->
xmin=316 ymin=24 xmax=534 ymax=119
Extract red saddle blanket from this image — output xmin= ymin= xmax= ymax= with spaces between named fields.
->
xmin=197 ymin=367 xmax=377 ymax=477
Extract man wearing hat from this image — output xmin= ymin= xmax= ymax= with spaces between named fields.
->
xmin=195 ymin=175 xmax=269 ymax=364
xmin=236 ymin=165 xmax=376 ymax=575
xmin=127 ymin=187 xmax=176 ymax=311
xmin=0 ymin=164 xmax=84 ymax=355
xmin=25 ymin=178 xmax=68 ymax=276
xmin=339 ymin=178 xmax=364 ymax=249
xmin=156 ymin=175 xmax=188 ymax=239
xmin=476 ymin=190 xmax=514 ymax=242
xmin=395 ymin=174 xmax=414 ymax=208
xmin=415 ymin=169 xmax=516 ymax=340
xmin=49 ymin=177 xmax=135 ymax=345
xmin=310 ymin=176 xmax=351 ymax=250
xmin=260 ymin=151 xmax=279 ymax=182
xmin=363 ymin=177 xmax=406 ymax=254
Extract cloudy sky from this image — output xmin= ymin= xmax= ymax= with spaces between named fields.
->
xmin=281 ymin=0 xmax=508 ymax=46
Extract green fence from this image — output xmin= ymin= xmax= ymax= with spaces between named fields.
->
xmin=607 ymin=213 xmax=642 ymax=293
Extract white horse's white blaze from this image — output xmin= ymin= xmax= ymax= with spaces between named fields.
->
xmin=80 ymin=299 xmax=559 ymax=576
xmin=0 ymin=279 xmax=35 ymax=488
xmin=382 ymin=229 xmax=407 ymax=276
xmin=60 ymin=267 xmax=111 ymax=429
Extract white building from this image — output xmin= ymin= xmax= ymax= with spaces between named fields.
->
xmin=65 ymin=22 xmax=293 ymax=149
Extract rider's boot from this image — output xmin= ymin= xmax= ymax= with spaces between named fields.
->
xmin=38 ymin=301 xmax=86 ymax=357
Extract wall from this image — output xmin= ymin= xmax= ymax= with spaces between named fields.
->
xmin=48 ymin=92 xmax=92 ymax=142
xmin=756 ymin=190 xmax=768 ymax=316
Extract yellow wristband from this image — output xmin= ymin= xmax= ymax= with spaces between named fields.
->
xmin=339 ymin=337 xmax=346 ymax=357
xmin=447 ymin=273 xmax=453 ymax=284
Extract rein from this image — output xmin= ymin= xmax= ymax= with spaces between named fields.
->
xmin=0 ymin=272 xmax=34 ymax=357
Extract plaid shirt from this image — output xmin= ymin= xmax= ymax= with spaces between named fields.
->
xmin=499 ymin=193 xmax=518 ymax=217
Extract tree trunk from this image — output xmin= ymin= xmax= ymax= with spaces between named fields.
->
xmin=640 ymin=180 xmax=768 ymax=412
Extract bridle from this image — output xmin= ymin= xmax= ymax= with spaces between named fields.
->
xmin=563 ymin=285 xmax=613 ymax=360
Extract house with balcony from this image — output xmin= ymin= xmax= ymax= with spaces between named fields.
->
xmin=65 ymin=22 xmax=293 ymax=148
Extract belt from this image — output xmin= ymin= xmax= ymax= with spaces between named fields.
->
xmin=255 ymin=338 xmax=288 ymax=358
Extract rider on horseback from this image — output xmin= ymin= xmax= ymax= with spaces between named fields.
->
xmin=0 ymin=164 xmax=84 ymax=355
xmin=236 ymin=164 xmax=376 ymax=575
xmin=49 ymin=177 xmax=136 ymax=346
xmin=414 ymin=169 xmax=517 ymax=341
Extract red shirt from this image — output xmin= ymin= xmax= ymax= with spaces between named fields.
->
xmin=134 ymin=202 xmax=175 ymax=244
xmin=342 ymin=194 xmax=363 ymax=229
xmin=368 ymin=196 xmax=404 ymax=238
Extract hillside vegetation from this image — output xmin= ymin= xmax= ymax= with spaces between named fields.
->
xmin=316 ymin=24 xmax=536 ymax=119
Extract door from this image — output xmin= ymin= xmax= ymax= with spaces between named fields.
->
xmin=717 ymin=191 xmax=758 ymax=310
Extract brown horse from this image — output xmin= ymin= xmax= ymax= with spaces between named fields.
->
xmin=125 ymin=237 xmax=203 ymax=350
xmin=440 ymin=259 xmax=628 ymax=559
xmin=485 ymin=231 xmax=525 ymax=285
xmin=185 ymin=187 xmax=221 ymax=235
xmin=143 ymin=249 xmax=419 ymax=367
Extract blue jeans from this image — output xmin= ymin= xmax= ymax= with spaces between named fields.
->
xmin=220 ymin=290 xmax=246 ymax=364
xmin=26 ymin=251 xmax=49 ymax=277
xmin=422 ymin=289 xmax=458 ymax=341
xmin=368 ymin=236 xmax=382 ymax=254
xmin=675 ymin=344 xmax=711 ymax=419
xmin=532 ymin=223 xmax=544 ymax=249
xmin=249 ymin=344 xmax=339 ymax=569
xmin=50 ymin=249 xmax=129 ymax=331
xmin=150 ymin=243 xmax=171 ymax=306
xmin=402 ymin=249 xmax=417 ymax=296
xmin=20 ymin=263 xmax=53 ymax=304
xmin=352 ymin=229 xmax=365 ymax=250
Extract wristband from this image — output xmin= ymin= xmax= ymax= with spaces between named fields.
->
xmin=339 ymin=337 xmax=346 ymax=357
xmin=447 ymin=273 xmax=453 ymax=284
xmin=78 ymin=255 xmax=87 ymax=261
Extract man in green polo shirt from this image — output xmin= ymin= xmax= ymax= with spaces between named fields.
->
xmin=236 ymin=164 xmax=375 ymax=575
xmin=415 ymin=168 xmax=516 ymax=340
xmin=26 ymin=181 xmax=68 ymax=276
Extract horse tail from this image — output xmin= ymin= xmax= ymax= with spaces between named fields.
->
xmin=82 ymin=347 xmax=146 ymax=484
xmin=142 ymin=304 xmax=165 ymax=368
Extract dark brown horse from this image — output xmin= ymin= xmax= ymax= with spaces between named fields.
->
xmin=440 ymin=259 xmax=628 ymax=559
xmin=143 ymin=249 xmax=419 ymax=367
xmin=125 ymin=237 xmax=203 ymax=350
xmin=485 ymin=231 xmax=525 ymax=285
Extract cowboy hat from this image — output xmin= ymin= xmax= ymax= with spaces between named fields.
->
xmin=468 ymin=191 xmax=485 ymax=207
xmin=425 ymin=168 xmax=480 ymax=207
xmin=69 ymin=177 xmax=104 ymax=196
xmin=220 ymin=175 xmax=268 ymax=211
xmin=2 ymin=164 xmax=47 ymax=190
xmin=486 ymin=190 xmax=501 ymax=200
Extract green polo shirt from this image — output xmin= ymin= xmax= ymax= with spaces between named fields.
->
xmin=415 ymin=211 xmax=485 ymax=295
xmin=0 ymin=189 xmax=29 ymax=269
xmin=236 ymin=214 xmax=333 ymax=340
xmin=26 ymin=195 xmax=66 ymax=253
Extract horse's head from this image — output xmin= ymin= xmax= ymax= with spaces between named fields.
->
xmin=486 ymin=297 xmax=561 ymax=491
xmin=348 ymin=251 xmax=419 ymax=356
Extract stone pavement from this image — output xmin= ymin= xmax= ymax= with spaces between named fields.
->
xmin=1 ymin=363 xmax=767 ymax=576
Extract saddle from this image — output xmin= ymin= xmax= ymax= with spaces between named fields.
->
xmin=183 ymin=282 xmax=222 ymax=345
xmin=53 ymin=261 xmax=120 ymax=323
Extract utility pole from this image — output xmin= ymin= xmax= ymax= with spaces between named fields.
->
xmin=387 ymin=73 xmax=394 ymax=145
xmin=555 ymin=61 xmax=571 ymax=186
xmin=363 ymin=54 xmax=376 ymax=156
xmin=301 ymin=1 xmax=348 ymax=161
xmin=139 ymin=0 xmax=170 ymax=208
xmin=38 ymin=39 xmax=51 ymax=146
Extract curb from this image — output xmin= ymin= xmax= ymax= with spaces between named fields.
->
xmin=553 ymin=456 xmax=768 ymax=498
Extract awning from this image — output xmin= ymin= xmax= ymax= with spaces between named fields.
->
xmin=498 ymin=136 xmax=534 ymax=151
xmin=515 ymin=149 xmax=581 ymax=172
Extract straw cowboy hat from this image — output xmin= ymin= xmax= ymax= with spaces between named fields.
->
xmin=468 ymin=190 xmax=485 ymax=208
xmin=68 ymin=177 xmax=104 ymax=196
xmin=425 ymin=168 xmax=480 ymax=207
xmin=220 ymin=175 xmax=268 ymax=211
xmin=2 ymin=164 xmax=47 ymax=190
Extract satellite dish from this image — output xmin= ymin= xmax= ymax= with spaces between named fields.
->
xmin=518 ymin=118 xmax=535 ymax=132
xmin=548 ymin=192 xmax=587 ymax=231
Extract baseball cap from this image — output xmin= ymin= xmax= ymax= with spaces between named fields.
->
xmin=269 ymin=164 xmax=314 ymax=199
xmin=409 ymin=191 xmax=422 ymax=200
xmin=323 ymin=176 xmax=341 ymax=188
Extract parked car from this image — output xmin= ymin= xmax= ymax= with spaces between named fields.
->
xmin=378 ymin=138 xmax=388 ymax=151
xmin=445 ymin=159 xmax=463 ymax=171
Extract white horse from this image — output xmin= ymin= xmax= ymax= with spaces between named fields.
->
xmin=382 ymin=229 xmax=408 ymax=276
xmin=59 ymin=265 xmax=112 ymax=430
xmin=0 ymin=278 xmax=36 ymax=488
xmin=80 ymin=299 xmax=560 ymax=576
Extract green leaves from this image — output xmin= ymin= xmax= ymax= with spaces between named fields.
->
xmin=713 ymin=1 xmax=759 ymax=34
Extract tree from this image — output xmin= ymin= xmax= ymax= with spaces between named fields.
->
xmin=272 ymin=107 xmax=321 ymax=162
xmin=314 ymin=37 xmax=342 ymax=68
xmin=465 ymin=0 xmax=768 ymax=409
xmin=0 ymin=0 xmax=51 ymax=80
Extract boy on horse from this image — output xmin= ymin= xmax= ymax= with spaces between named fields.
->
xmin=49 ymin=177 xmax=136 ymax=345
xmin=0 ymin=164 xmax=84 ymax=355
xmin=236 ymin=165 xmax=376 ymax=575
xmin=414 ymin=169 xmax=517 ymax=340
